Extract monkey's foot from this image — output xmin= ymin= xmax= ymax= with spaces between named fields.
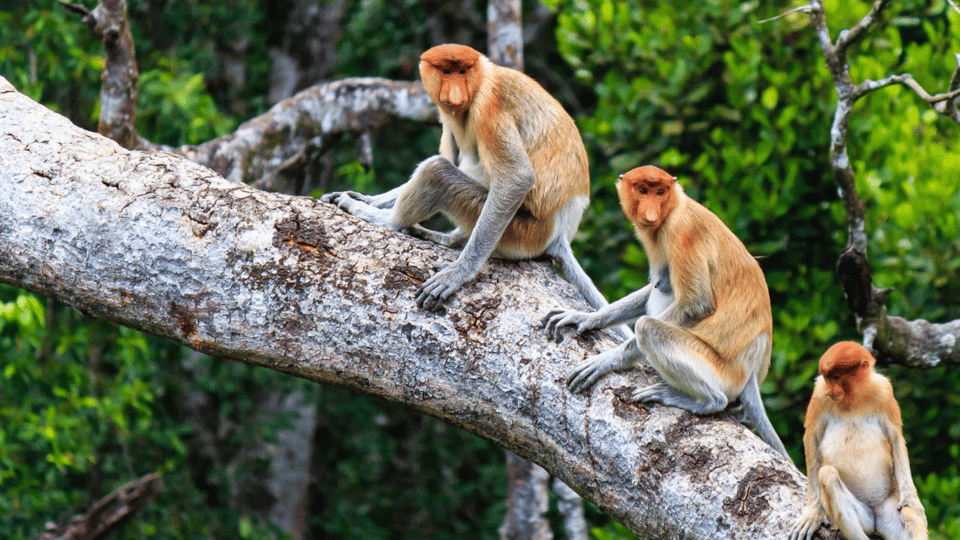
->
xmin=566 ymin=346 xmax=631 ymax=393
xmin=542 ymin=308 xmax=595 ymax=343
xmin=629 ymin=383 xmax=673 ymax=405
xmin=325 ymin=193 xmax=396 ymax=230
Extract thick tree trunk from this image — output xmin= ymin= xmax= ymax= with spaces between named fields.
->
xmin=0 ymin=78 xmax=813 ymax=540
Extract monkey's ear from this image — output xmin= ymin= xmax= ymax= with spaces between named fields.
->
xmin=672 ymin=176 xmax=678 ymax=181
xmin=618 ymin=174 xmax=624 ymax=180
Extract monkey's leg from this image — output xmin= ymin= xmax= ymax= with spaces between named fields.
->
xmin=326 ymin=156 xmax=481 ymax=234
xmin=566 ymin=338 xmax=643 ymax=393
xmin=543 ymin=238 xmax=632 ymax=341
xmin=392 ymin=156 xmax=486 ymax=229
xmin=875 ymin=497 xmax=928 ymax=540
xmin=818 ymin=465 xmax=874 ymax=540
xmin=629 ymin=316 xmax=729 ymax=415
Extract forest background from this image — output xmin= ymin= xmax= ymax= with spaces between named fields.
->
xmin=1 ymin=0 xmax=959 ymax=538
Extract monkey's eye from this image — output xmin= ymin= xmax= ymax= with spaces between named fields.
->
xmin=441 ymin=69 xmax=451 ymax=75
xmin=656 ymin=189 xmax=665 ymax=196
xmin=459 ymin=69 xmax=467 ymax=75
xmin=638 ymin=187 xmax=648 ymax=195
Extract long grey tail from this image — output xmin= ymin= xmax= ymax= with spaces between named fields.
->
xmin=738 ymin=373 xmax=789 ymax=458
xmin=545 ymin=239 xmax=632 ymax=341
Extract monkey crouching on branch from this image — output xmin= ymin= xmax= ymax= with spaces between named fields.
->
xmin=542 ymin=165 xmax=788 ymax=458
xmin=790 ymin=341 xmax=928 ymax=540
xmin=323 ymin=44 xmax=627 ymax=336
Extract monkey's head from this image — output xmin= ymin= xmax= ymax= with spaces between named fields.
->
xmin=420 ymin=44 xmax=484 ymax=113
xmin=819 ymin=341 xmax=875 ymax=406
xmin=617 ymin=166 xmax=679 ymax=230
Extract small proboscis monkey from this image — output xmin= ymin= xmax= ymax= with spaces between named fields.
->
xmin=542 ymin=165 xmax=788 ymax=458
xmin=324 ymin=44 xmax=627 ymax=336
xmin=790 ymin=341 xmax=928 ymax=540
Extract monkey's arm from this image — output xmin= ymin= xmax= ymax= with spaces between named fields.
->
xmin=416 ymin=123 xmax=534 ymax=310
xmin=789 ymin=413 xmax=828 ymax=540
xmin=542 ymin=284 xmax=651 ymax=342
xmin=883 ymin=419 xmax=926 ymax=520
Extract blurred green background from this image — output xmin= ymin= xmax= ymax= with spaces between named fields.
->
xmin=1 ymin=0 xmax=959 ymax=538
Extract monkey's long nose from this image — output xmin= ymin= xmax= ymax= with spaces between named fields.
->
xmin=446 ymin=85 xmax=464 ymax=107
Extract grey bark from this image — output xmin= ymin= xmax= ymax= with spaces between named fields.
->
xmin=499 ymin=452 xmax=552 ymax=540
xmin=807 ymin=0 xmax=960 ymax=367
xmin=0 ymin=78 xmax=809 ymax=539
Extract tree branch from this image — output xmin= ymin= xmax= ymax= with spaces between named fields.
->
xmin=175 ymin=78 xmax=438 ymax=186
xmin=34 ymin=473 xmax=162 ymax=540
xmin=808 ymin=0 xmax=960 ymax=367
xmin=0 ymin=77 xmax=812 ymax=540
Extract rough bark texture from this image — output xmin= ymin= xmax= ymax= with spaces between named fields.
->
xmin=809 ymin=0 xmax=960 ymax=367
xmin=34 ymin=473 xmax=162 ymax=540
xmin=0 ymin=78 xmax=810 ymax=539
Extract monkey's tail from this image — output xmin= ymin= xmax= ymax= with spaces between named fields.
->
xmin=738 ymin=374 xmax=790 ymax=459
xmin=545 ymin=239 xmax=633 ymax=340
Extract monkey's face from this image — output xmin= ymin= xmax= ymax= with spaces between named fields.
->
xmin=818 ymin=341 xmax=874 ymax=405
xmin=617 ymin=166 xmax=678 ymax=230
xmin=420 ymin=44 xmax=482 ymax=112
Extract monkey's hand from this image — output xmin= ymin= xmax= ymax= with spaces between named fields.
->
xmin=541 ymin=309 xmax=599 ymax=343
xmin=566 ymin=342 xmax=635 ymax=393
xmin=788 ymin=507 xmax=826 ymax=540
xmin=416 ymin=263 xmax=476 ymax=311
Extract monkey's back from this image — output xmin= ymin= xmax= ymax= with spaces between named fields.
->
xmin=674 ymin=198 xmax=773 ymax=378
xmin=479 ymin=65 xmax=590 ymax=219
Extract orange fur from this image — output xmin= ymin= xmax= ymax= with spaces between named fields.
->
xmin=792 ymin=342 xmax=927 ymax=540
xmin=419 ymin=44 xmax=589 ymax=257
xmin=616 ymin=166 xmax=772 ymax=387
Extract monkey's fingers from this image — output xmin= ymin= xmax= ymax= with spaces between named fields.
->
xmin=566 ymin=361 xmax=605 ymax=392
xmin=787 ymin=516 xmax=820 ymax=540
xmin=541 ymin=311 xmax=572 ymax=343
xmin=415 ymin=269 xmax=468 ymax=311
xmin=320 ymin=190 xmax=370 ymax=205
xmin=629 ymin=383 xmax=670 ymax=405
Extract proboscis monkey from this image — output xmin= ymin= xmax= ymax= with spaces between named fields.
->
xmin=542 ymin=165 xmax=788 ymax=457
xmin=790 ymin=341 xmax=928 ymax=540
xmin=323 ymin=44 xmax=627 ymax=336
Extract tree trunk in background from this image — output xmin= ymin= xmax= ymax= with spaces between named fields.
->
xmin=499 ymin=453 xmax=552 ymax=540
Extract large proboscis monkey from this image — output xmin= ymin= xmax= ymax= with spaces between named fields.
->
xmin=790 ymin=341 xmax=928 ymax=540
xmin=323 ymin=44 xmax=627 ymax=336
xmin=542 ymin=165 xmax=788 ymax=458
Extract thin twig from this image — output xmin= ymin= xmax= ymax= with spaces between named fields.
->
xmin=758 ymin=4 xmax=814 ymax=24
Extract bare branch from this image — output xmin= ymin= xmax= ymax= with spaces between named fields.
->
xmin=758 ymin=5 xmax=814 ymax=25
xmin=172 ymin=78 xmax=438 ymax=185
xmin=809 ymin=0 xmax=960 ymax=365
xmin=834 ymin=0 xmax=893 ymax=57
xmin=34 ymin=473 xmax=163 ymax=540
